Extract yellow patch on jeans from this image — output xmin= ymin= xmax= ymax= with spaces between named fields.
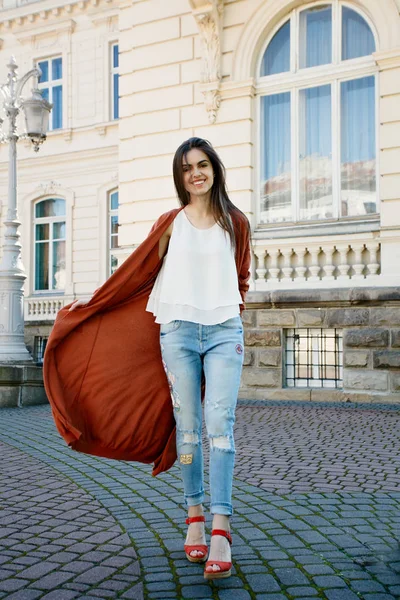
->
xmin=180 ymin=454 xmax=193 ymax=465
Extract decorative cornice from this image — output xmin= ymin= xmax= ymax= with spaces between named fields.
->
xmin=190 ymin=0 xmax=224 ymax=124
xmin=14 ymin=18 xmax=76 ymax=43
xmin=220 ymin=78 xmax=256 ymax=99
xmin=374 ymin=48 xmax=400 ymax=69
xmin=90 ymin=10 xmax=118 ymax=26
xmin=0 ymin=0 xmax=116 ymax=33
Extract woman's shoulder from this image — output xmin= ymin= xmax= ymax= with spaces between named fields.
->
xmin=151 ymin=207 xmax=182 ymax=230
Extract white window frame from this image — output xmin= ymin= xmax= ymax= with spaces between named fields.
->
xmin=33 ymin=198 xmax=66 ymax=293
xmin=36 ymin=56 xmax=64 ymax=131
xmin=110 ymin=42 xmax=119 ymax=121
xmin=256 ymin=0 xmax=380 ymax=229
xmin=108 ymin=189 xmax=119 ymax=277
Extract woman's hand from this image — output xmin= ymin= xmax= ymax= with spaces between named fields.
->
xmin=68 ymin=298 xmax=91 ymax=311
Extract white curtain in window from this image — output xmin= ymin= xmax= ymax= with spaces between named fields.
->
xmin=299 ymin=84 xmax=332 ymax=220
xmin=300 ymin=6 xmax=332 ymax=68
xmin=261 ymin=21 xmax=290 ymax=76
xmin=261 ymin=93 xmax=291 ymax=223
xmin=342 ymin=7 xmax=375 ymax=61
xmin=341 ymin=76 xmax=376 ymax=217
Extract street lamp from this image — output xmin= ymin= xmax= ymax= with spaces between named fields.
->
xmin=0 ymin=55 xmax=52 ymax=363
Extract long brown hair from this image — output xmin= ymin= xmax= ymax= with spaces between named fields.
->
xmin=172 ymin=137 xmax=241 ymax=251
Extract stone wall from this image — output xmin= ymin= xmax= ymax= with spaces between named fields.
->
xmin=240 ymin=287 xmax=400 ymax=404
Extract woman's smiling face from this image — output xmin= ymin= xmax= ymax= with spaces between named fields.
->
xmin=182 ymin=148 xmax=214 ymax=199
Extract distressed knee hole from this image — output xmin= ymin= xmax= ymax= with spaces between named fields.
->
xmin=182 ymin=432 xmax=199 ymax=444
xmin=209 ymin=436 xmax=231 ymax=450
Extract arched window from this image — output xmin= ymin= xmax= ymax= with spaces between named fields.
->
xmin=108 ymin=189 xmax=119 ymax=276
xmin=258 ymin=2 xmax=377 ymax=225
xmin=34 ymin=198 xmax=66 ymax=291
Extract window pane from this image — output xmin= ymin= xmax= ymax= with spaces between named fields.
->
xmin=299 ymin=84 xmax=333 ymax=220
xmin=53 ymin=241 xmax=66 ymax=290
xmin=110 ymin=191 xmax=119 ymax=210
xmin=35 ymin=223 xmax=49 ymax=241
xmin=38 ymin=61 xmax=48 ymax=83
xmin=52 ymin=57 xmax=62 ymax=80
xmin=110 ymin=215 xmax=118 ymax=236
xmin=260 ymin=93 xmax=291 ymax=223
xmin=260 ymin=21 xmax=290 ymax=76
xmin=341 ymin=76 xmax=376 ymax=217
xmin=342 ymin=7 xmax=375 ymax=60
xmin=35 ymin=242 xmax=49 ymax=290
xmin=110 ymin=255 xmax=118 ymax=275
xmin=53 ymin=222 xmax=66 ymax=239
xmin=53 ymin=85 xmax=63 ymax=129
xmin=113 ymin=44 xmax=119 ymax=68
xmin=35 ymin=198 xmax=66 ymax=218
xmin=41 ymin=88 xmax=49 ymax=104
xmin=299 ymin=5 xmax=332 ymax=68
xmin=113 ymin=74 xmax=119 ymax=120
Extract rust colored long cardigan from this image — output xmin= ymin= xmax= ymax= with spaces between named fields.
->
xmin=43 ymin=205 xmax=251 ymax=476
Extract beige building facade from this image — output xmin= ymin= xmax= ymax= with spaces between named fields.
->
xmin=0 ymin=0 xmax=400 ymax=403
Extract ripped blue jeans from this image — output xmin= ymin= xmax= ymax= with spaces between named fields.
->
xmin=160 ymin=316 xmax=244 ymax=516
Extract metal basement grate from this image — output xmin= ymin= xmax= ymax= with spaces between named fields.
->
xmin=34 ymin=336 xmax=48 ymax=365
xmin=285 ymin=328 xmax=343 ymax=388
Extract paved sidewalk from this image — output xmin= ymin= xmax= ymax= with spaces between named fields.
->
xmin=0 ymin=401 xmax=400 ymax=600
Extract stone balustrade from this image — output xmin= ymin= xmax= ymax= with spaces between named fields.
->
xmin=24 ymin=296 xmax=74 ymax=322
xmin=252 ymin=233 xmax=381 ymax=290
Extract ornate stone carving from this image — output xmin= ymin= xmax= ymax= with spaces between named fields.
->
xmin=38 ymin=180 xmax=62 ymax=196
xmin=190 ymin=0 xmax=224 ymax=124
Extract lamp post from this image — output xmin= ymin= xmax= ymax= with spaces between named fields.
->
xmin=0 ymin=56 xmax=52 ymax=363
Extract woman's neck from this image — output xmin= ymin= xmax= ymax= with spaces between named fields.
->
xmin=187 ymin=195 xmax=212 ymax=217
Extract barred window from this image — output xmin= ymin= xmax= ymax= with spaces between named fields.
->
xmin=108 ymin=190 xmax=119 ymax=276
xmin=285 ymin=328 xmax=343 ymax=388
xmin=34 ymin=336 xmax=48 ymax=365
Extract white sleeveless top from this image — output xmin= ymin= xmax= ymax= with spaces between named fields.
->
xmin=146 ymin=209 xmax=242 ymax=325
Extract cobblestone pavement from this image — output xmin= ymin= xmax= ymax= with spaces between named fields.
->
xmin=0 ymin=401 xmax=400 ymax=600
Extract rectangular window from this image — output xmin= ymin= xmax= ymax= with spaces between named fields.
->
xmin=37 ymin=57 xmax=63 ymax=130
xmin=285 ymin=328 xmax=343 ymax=388
xmin=111 ymin=43 xmax=119 ymax=120
xmin=260 ymin=92 xmax=291 ymax=223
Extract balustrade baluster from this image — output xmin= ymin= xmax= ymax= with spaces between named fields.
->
xmin=352 ymin=243 xmax=365 ymax=279
xmin=281 ymin=249 xmax=293 ymax=280
xmin=254 ymin=248 xmax=267 ymax=289
xmin=322 ymin=246 xmax=335 ymax=280
xmin=268 ymin=249 xmax=281 ymax=282
xmin=369 ymin=243 xmax=380 ymax=275
xmin=308 ymin=247 xmax=321 ymax=281
xmin=336 ymin=244 xmax=351 ymax=280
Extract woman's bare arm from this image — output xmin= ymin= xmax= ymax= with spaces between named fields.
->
xmin=158 ymin=222 xmax=173 ymax=259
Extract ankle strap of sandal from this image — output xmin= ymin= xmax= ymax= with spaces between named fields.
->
xmin=211 ymin=529 xmax=232 ymax=545
xmin=186 ymin=516 xmax=205 ymax=525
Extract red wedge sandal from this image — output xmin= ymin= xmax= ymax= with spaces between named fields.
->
xmin=203 ymin=529 xmax=232 ymax=580
xmin=184 ymin=516 xmax=208 ymax=563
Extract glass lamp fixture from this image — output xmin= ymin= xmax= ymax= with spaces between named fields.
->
xmin=21 ymin=89 xmax=52 ymax=152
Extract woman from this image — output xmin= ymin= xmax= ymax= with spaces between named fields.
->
xmin=67 ymin=137 xmax=251 ymax=580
